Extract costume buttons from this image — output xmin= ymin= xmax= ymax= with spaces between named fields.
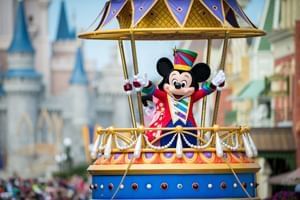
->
xmin=242 ymin=182 xmax=247 ymax=188
xmin=208 ymin=183 xmax=213 ymax=189
xmin=233 ymin=183 xmax=238 ymax=188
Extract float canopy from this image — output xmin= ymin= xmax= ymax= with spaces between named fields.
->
xmin=79 ymin=0 xmax=265 ymax=40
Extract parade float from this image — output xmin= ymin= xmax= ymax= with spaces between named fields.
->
xmin=79 ymin=0 xmax=265 ymax=199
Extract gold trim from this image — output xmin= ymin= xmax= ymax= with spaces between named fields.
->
xmin=96 ymin=125 xmax=250 ymax=133
xmin=212 ymin=33 xmax=229 ymax=125
xmin=108 ymin=148 xmax=246 ymax=153
xmin=199 ymin=39 xmax=212 ymax=140
xmin=88 ymin=163 xmax=260 ymax=175
xmin=174 ymin=64 xmax=191 ymax=71
xmin=130 ymin=35 xmax=145 ymax=126
xmin=118 ymin=40 xmax=137 ymax=128
xmin=78 ymin=27 xmax=265 ymax=40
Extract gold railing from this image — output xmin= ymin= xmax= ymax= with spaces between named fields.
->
xmin=91 ymin=125 xmax=257 ymax=160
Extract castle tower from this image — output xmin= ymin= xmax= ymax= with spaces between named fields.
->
xmin=69 ymin=47 xmax=89 ymax=125
xmin=51 ymin=0 xmax=77 ymax=95
xmin=3 ymin=0 xmax=42 ymax=176
xmin=63 ymin=46 xmax=89 ymax=163
xmin=23 ymin=0 xmax=51 ymax=95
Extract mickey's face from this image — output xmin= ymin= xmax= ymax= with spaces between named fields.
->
xmin=157 ymin=57 xmax=211 ymax=100
xmin=163 ymin=71 xmax=195 ymax=100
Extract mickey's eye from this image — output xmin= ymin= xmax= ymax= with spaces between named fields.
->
xmin=172 ymin=79 xmax=178 ymax=86
xmin=181 ymin=80 xmax=187 ymax=88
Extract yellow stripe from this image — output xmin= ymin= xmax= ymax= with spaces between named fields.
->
xmin=88 ymin=163 xmax=260 ymax=175
xmin=174 ymin=64 xmax=191 ymax=71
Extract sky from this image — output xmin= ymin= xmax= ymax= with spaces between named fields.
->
xmin=49 ymin=0 xmax=265 ymax=78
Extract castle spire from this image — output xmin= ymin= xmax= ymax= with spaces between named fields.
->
xmin=56 ymin=0 xmax=75 ymax=41
xmin=8 ymin=0 xmax=34 ymax=54
xmin=0 ymin=84 xmax=4 ymax=96
xmin=6 ymin=0 xmax=40 ymax=79
xmin=70 ymin=47 xmax=88 ymax=85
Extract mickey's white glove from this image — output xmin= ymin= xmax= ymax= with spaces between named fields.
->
xmin=211 ymin=70 xmax=225 ymax=90
xmin=133 ymin=73 xmax=149 ymax=92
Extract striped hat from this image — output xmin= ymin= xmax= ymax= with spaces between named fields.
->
xmin=174 ymin=48 xmax=198 ymax=71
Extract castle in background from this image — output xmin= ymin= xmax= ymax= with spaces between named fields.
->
xmin=0 ymin=0 xmax=130 ymax=177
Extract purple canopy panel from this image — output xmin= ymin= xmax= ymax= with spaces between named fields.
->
xmin=225 ymin=0 xmax=257 ymax=28
xmin=165 ymin=0 xmax=193 ymax=26
xmin=102 ymin=0 xmax=128 ymax=27
xmin=201 ymin=0 xmax=225 ymax=23
xmin=226 ymin=8 xmax=239 ymax=28
xmin=95 ymin=2 xmax=110 ymax=30
xmin=133 ymin=0 xmax=158 ymax=27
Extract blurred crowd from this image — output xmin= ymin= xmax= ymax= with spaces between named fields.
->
xmin=0 ymin=175 xmax=89 ymax=200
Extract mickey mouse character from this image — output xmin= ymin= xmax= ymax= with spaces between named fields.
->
xmin=128 ymin=49 xmax=225 ymax=146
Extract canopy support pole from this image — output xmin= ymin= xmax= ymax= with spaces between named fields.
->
xmin=199 ymin=39 xmax=212 ymax=142
xmin=118 ymin=40 xmax=137 ymax=128
xmin=130 ymin=35 xmax=145 ymax=126
xmin=212 ymin=33 xmax=229 ymax=126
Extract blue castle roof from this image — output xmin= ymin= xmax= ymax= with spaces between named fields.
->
xmin=5 ymin=1 xmax=40 ymax=79
xmin=8 ymin=0 xmax=34 ymax=54
xmin=70 ymin=47 xmax=88 ymax=85
xmin=56 ymin=0 xmax=76 ymax=41
xmin=0 ymin=84 xmax=4 ymax=96
xmin=0 ymin=73 xmax=4 ymax=96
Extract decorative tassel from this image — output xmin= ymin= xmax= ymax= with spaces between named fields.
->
xmin=91 ymin=135 xmax=101 ymax=159
xmin=242 ymin=134 xmax=253 ymax=158
xmin=134 ymin=134 xmax=143 ymax=158
xmin=176 ymin=133 xmax=183 ymax=158
xmin=104 ymin=134 xmax=112 ymax=159
xmin=247 ymin=133 xmax=258 ymax=157
xmin=215 ymin=133 xmax=224 ymax=157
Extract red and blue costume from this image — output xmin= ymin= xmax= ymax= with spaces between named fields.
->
xmin=143 ymin=81 xmax=216 ymax=146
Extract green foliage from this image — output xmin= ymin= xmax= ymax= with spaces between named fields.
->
xmin=53 ymin=163 xmax=89 ymax=181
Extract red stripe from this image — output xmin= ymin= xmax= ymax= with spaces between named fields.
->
xmin=175 ymin=52 xmax=196 ymax=66
xmin=175 ymin=54 xmax=187 ymax=65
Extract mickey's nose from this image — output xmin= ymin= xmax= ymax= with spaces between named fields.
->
xmin=174 ymin=82 xmax=182 ymax=89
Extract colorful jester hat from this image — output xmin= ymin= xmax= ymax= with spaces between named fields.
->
xmin=173 ymin=48 xmax=198 ymax=71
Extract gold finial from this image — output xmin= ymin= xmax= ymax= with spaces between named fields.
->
xmin=175 ymin=125 xmax=183 ymax=133
xmin=137 ymin=125 xmax=144 ymax=133
xmin=107 ymin=126 xmax=114 ymax=134
xmin=173 ymin=46 xmax=177 ymax=56
xmin=96 ymin=126 xmax=103 ymax=135
xmin=213 ymin=124 xmax=219 ymax=132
